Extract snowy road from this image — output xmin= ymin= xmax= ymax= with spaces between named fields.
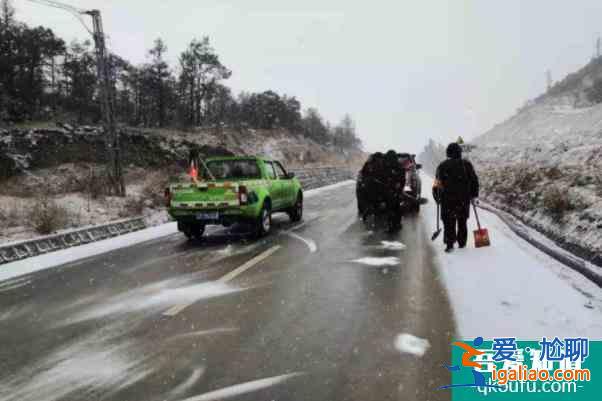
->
xmin=0 ymin=180 xmax=600 ymax=401
xmin=0 ymin=182 xmax=454 ymax=401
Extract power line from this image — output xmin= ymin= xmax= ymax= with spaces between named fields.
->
xmin=23 ymin=0 xmax=93 ymax=35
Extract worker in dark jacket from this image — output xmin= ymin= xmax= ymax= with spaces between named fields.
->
xmin=384 ymin=149 xmax=405 ymax=228
xmin=432 ymin=142 xmax=479 ymax=252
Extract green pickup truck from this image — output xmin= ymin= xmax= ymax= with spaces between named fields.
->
xmin=166 ymin=156 xmax=303 ymax=239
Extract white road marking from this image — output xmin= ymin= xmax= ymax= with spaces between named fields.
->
xmin=218 ymin=245 xmax=281 ymax=283
xmin=168 ymin=367 xmax=206 ymax=399
xmin=171 ymin=327 xmax=239 ymax=340
xmin=162 ymin=245 xmax=281 ymax=317
xmin=179 ymin=372 xmax=304 ymax=401
xmin=284 ymin=232 xmax=318 ymax=253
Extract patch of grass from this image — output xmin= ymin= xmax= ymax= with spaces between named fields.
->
xmin=10 ymin=121 xmax=55 ymax=130
xmin=0 ymin=177 xmax=36 ymax=197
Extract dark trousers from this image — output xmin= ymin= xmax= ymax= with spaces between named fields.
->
xmin=443 ymin=214 xmax=468 ymax=247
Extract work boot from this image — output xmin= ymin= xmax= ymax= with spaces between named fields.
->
xmin=445 ymin=243 xmax=454 ymax=253
xmin=458 ymin=242 xmax=466 ymax=249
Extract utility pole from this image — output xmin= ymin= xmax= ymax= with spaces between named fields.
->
xmin=24 ymin=1 xmax=125 ymax=196
xmin=597 ymin=37 xmax=601 ymax=58
xmin=84 ymin=9 xmax=125 ymax=196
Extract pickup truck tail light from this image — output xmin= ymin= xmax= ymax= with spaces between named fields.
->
xmin=164 ymin=187 xmax=172 ymax=207
xmin=239 ymin=185 xmax=248 ymax=205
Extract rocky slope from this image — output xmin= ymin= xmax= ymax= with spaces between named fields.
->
xmin=0 ymin=125 xmax=364 ymax=179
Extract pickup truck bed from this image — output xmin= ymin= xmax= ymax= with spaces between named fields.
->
xmin=166 ymin=156 xmax=303 ymax=239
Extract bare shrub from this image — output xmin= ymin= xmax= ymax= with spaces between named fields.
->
xmin=542 ymin=186 xmax=574 ymax=218
xmin=0 ymin=201 xmax=22 ymax=228
xmin=28 ymin=195 xmax=69 ymax=234
xmin=118 ymin=196 xmax=145 ymax=218
xmin=544 ymin=166 xmax=562 ymax=180
xmin=142 ymin=168 xmax=181 ymax=208
xmin=86 ymin=169 xmax=110 ymax=200
xmin=514 ymin=168 xmax=539 ymax=192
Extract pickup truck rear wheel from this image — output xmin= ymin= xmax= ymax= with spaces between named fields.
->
xmin=255 ymin=203 xmax=272 ymax=237
xmin=193 ymin=224 xmax=206 ymax=239
xmin=288 ymin=193 xmax=303 ymax=222
xmin=182 ymin=223 xmax=205 ymax=240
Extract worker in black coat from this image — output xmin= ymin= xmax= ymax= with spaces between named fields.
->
xmin=384 ymin=149 xmax=405 ymax=228
xmin=432 ymin=142 xmax=479 ymax=252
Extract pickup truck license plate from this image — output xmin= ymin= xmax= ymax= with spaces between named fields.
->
xmin=197 ymin=212 xmax=219 ymax=220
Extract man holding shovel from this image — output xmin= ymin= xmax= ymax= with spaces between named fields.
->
xmin=432 ymin=142 xmax=480 ymax=253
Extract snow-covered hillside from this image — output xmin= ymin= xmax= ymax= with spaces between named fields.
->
xmin=472 ymin=102 xmax=602 ymax=158
xmin=468 ymin=101 xmax=602 ymax=267
xmin=417 ymin=86 xmax=602 ymax=272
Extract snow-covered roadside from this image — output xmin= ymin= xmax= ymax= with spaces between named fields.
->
xmin=0 ymin=180 xmax=356 ymax=282
xmin=304 ymin=179 xmax=355 ymax=199
xmin=421 ymin=174 xmax=602 ymax=339
xmin=478 ymin=201 xmax=602 ymax=285
xmin=0 ymin=223 xmax=178 ymax=282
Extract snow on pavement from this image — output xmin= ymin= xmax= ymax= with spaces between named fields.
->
xmin=395 ymin=333 xmax=431 ymax=357
xmin=303 ymin=180 xmax=355 ymax=199
xmin=422 ymin=175 xmax=602 ymax=339
xmin=351 ymin=257 xmax=400 ymax=266
xmin=380 ymin=241 xmax=407 ymax=251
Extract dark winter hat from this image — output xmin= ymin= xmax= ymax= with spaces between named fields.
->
xmin=446 ymin=142 xmax=462 ymax=159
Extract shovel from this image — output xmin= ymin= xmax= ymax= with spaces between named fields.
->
xmin=431 ymin=202 xmax=442 ymax=241
xmin=472 ymin=201 xmax=490 ymax=248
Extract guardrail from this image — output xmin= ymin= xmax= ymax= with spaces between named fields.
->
xmin=293 ymin=166 xmax=355 ymax=190
xmin=0 ymin=217 xmax=146 ymax=266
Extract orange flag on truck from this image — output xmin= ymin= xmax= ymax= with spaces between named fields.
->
xmin=189 ymin=160 xmax=198 ymax=182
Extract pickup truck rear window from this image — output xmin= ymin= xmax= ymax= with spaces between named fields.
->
xmin=202 ymin=159 xmax=261 ymax=180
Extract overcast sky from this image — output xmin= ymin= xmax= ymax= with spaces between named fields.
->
xmin=16 ymin=0 xmax=602 ymax=152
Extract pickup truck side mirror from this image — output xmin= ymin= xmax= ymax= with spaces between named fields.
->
xmin=286 ymin=172 xmax=296 ymax=179
xmin=416 ymin=164 xmax=422 ymax=170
